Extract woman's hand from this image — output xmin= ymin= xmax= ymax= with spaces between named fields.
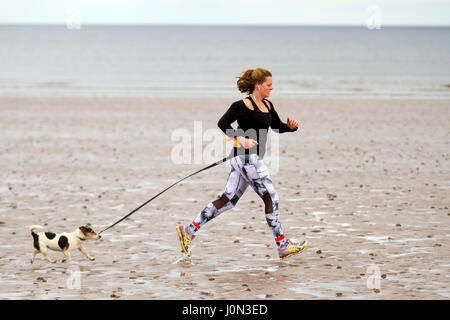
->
xmin=287 ymin=117 xmax=299 ymax=130
xmin=236 ymin=136 xmax=258 ymax=149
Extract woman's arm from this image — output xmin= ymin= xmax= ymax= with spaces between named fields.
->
xmin=218 ymin=101 xmax=241 ymax=138
xmin=217 ymin=101 xmax=258 ymax=149
xmin=265 ymin=99 xmax=299 ymax=133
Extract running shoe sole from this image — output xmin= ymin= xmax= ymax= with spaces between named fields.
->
xmin=176 ymin=225 xmax=191 ymax=256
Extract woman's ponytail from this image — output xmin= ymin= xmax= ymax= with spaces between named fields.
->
xmin=236 ymin=68 xmax=272 ymax=94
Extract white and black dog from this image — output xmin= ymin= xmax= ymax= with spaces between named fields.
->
xmin=30 ymin=224 xmax=100 ymax=263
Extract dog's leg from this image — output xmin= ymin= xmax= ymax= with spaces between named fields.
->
xmin=62 ymin=250 xmax=71 ymax=263
xmin=41 ymin=246 xmax=56 ymax=263
xmin=79 ymin=245 xmax=95 ymax=261
xmin=31 ymin=250 xmax=40 ymax=264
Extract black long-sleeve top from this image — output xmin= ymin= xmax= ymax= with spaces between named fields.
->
xmin=218 ymin=96 xmax=297 ymax=158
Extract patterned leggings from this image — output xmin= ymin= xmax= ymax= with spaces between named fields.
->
xmin=187 ymin=154 xmax=288 ymax=249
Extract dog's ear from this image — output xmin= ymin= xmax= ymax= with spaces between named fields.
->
xmin=86 ymin=223 xmax=92 ymax=227
xmin=79 ymin=226 xmax=88 ymax=235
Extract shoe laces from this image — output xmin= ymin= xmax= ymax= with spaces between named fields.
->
xmin=286 ymin=239 xmax=303 ymax=251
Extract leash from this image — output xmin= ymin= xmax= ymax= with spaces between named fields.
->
xmin=98 ymin=154 xmax=233 ymax=235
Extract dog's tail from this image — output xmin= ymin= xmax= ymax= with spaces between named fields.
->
xmin=29 ymin=225 xmax=42 ymax=251
xmin=29 ymin=225 xmax=43 ymax=234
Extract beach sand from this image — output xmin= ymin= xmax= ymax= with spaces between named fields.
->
xmin=0 ymin=96 xmax=448 ymax=300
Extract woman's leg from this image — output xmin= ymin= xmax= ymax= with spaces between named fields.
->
xmin=234 ymin=155 xmax=288 ymax=249
xmin=186 ymin=162 xmax=249 ymax=236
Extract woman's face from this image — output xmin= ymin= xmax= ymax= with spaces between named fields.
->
xmin=257 ymin=76 xmax=273 ymax=98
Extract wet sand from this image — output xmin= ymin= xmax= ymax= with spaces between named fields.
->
xmin=0 ymin=96 xmax=449 ymax=299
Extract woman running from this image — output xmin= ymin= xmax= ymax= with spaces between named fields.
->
xmin=176 ymin=67 xmax=308 ymax=260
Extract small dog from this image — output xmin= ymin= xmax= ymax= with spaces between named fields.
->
xmin=29 ymin=224 xmax=101 ymax=263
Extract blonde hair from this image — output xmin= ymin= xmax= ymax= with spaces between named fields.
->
xmin=236 ymin=68 xmax=272 ymax=94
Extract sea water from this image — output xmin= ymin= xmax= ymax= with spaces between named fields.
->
xmin=0 ymin=25 xmax=449 ymax=99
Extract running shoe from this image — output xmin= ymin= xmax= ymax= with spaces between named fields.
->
xmin=278 ymin=239 xmax=308 ymax=260
xmin=176 ymin=225 xmax=195 ymax=256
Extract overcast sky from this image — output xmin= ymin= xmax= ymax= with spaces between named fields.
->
xmin=1 ymin=0 xmax=449 ymax=26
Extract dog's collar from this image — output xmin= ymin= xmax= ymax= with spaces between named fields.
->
xmin=77 ymin=236 xmax=86 ymax=241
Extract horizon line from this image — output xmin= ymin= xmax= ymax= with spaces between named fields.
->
xmin=1 ymin=23 xmax=450 ymax=28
